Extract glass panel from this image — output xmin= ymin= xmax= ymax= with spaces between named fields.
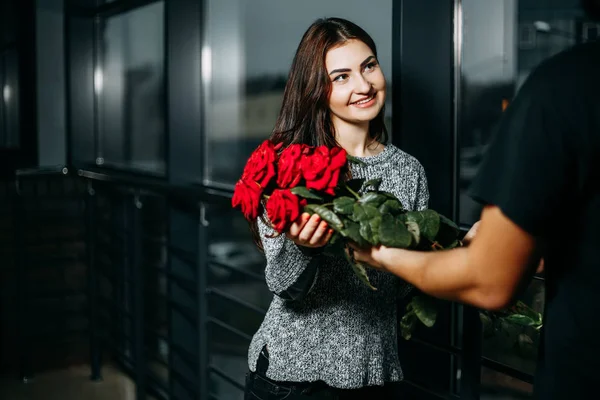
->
xmin=1 ymin=49 xmax=19 ymax=148
xmin=480 ymin=278 xmax=544 ymax=377
xmin=97 ymin=2 xmax=166 ymax=174
xmin=0 ymin=0 xmax=17 ymax=46
xmin=204 ymin=0 xmax=394 ymax=185
xmin=0 ymin=55 xmax=4 ymax=147
xmin=481 ymin=366 xmax=533 ymax=399
xmin=206 ymin=203 xmax=268 ymax=399
xmin=458 ymin=0 xmax=590 ymax=224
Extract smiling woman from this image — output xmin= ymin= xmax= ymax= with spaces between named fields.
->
xmin=326 ymin=43 xmax=387 ymax=142
xmin=242 ymin=17 xmax=430 ymax=400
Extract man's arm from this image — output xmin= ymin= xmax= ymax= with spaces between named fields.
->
xmin=354 ymin=205 xmax=541 ymax=310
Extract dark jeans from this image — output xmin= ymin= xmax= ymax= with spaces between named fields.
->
xmin=244 ymin=347 xmax=393 ymax=400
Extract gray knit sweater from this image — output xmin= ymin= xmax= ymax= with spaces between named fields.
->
xmin=248 ymin=144 xmax=429 ymax=389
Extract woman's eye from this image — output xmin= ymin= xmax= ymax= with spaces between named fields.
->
xmin=333 ymin=74 xmax=348 ymax=83
xmin=364 ymin=62 xmax=378 ymax=72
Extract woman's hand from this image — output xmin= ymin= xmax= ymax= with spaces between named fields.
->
xmin=286 ymin=213 xmax=334 ymax=248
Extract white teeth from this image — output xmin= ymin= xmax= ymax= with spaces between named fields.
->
xmin=353 ymin=95 xmax=374 ymax=105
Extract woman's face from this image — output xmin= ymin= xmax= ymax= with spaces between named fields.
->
xmin=325 ymin=39 xmax=386 ymax=129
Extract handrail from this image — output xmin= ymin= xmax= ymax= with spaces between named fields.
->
xmin=77 ymin=166 xmax=233 ymax=203
xmin=16 ymin=165 xmax=70 ymax=178
xmin=15 ymin=164 xmax=234 ymax=203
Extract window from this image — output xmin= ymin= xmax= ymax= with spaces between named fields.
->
xmin=203 ymin=0 xmax=393 ymax=186
xmin=459 ymin=0 xmax=586 ymax=226
xmin=206 ymin=203 xmax=269 ymax=399
xmin=0 ymin=49 xmax=19 ymax=148
xmin=458 ymin=0 xmax=588 ymax=397
xmin=96 ymin=1 xmax=166 ymax=173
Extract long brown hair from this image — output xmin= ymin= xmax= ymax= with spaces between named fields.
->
xmin=251 ymin=17 xmax=388 ymax=249
xmin=271 ymin=17 xmax=388 ymax=147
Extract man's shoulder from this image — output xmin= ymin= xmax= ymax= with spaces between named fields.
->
xmin=528 ymin=41 xmax=600 ymax=87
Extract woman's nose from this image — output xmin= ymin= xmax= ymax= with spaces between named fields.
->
xmin=355 ymin=74 xmax=372 ymax=94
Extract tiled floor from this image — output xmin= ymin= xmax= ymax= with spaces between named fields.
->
xmin=0 ymin=365 xmax=137 ymax=400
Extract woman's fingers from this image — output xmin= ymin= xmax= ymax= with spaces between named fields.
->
xmin=287 ymin=213 xmax=311 ymax=238
xmin=320 ymin=229 xmax=334 ymax=246
xmin=308 ymin=221 xmax=329 ymax=246
xmin=298 ymin=214 xmax=322 ymax=242
xmin=286 ymin=214 xmax=335 ymax=248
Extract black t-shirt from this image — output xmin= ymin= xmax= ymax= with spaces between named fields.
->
xmin=469 ymin=41 xmax=600 ymax=399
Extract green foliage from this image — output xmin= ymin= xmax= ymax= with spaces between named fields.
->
xmin=302 ymin=180 xmax=465 ymax=339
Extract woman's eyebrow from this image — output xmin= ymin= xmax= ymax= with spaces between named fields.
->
xmin=328 ymin=55 xmax=376 ymax=75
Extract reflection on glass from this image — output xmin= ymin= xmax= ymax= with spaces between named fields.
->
xmin=204 ymin=0 xmax=393 ymax=185
xmin=457 ymin=0 xmax=592 ymax=387
xmin=1 ymin=50 xmax=19 ymax=148
xmin=480 ymin=278 xmax=544 ymax=377
xmin=97 ymin=2 xmax=166 ymax=173
xmin=459 ymin=0 xmax=590 ymax=224
xmin=206 ymin=203 xmax=268 ymax=399
xmin=0 ymin=57 xmax=4 ymax=147
xmin=481 ymin=366 xmax=533 ymax=398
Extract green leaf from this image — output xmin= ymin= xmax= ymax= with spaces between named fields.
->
xmin=352 ymin=262 xmax=377 ymax=290
xmin=504 ymin=314 xmax=538 ymax=327
xmin=359 ymin=215 xmax=382 ymax=245
xmin=342 ymin=248 xmax=377 ymax=290
xmin=406 ymin=221 xmax=420 ymax=245
xmin=412 ymin=296 xmax=438 ymax=328
xmin=435 ymin=213 xmax=461 ymax=247
xmin=329 ymin=232 xmax=342 ymax=245
xmin=443 ymin=240 xmax=462 ymax=250
xmin=304 ymin=204 xmax=344 ymax=231
xmin=379 ymin=199 xmax=404 ymax=215
xmin=363 ymin=178 xmax=382 ymax=190
xmin=346 ymin=154 xmax=367 ymax=166
xmin=333 ymin=196 xmax=355 ymax=215
xmin=406 ymin=210 xmax=440 ymax=242
xmin=340 ymin=220 xmax=369 ymax=247
xmin=358 ymin=192 xmax=387 ymax=208
xmin=400 ymin=310 xmax=418 ymax=340
xmin=290 ymin=186 xmax=324 ymax=201
xmin=512 ymin=301 xmax=543 ymax=325
xmin=352 ymin=203 xmax=381 ymax=223
xmin=439 ymin=213 xmax=459 ymax=230
xmin=379 ymin=214 xmax=413 ymax=248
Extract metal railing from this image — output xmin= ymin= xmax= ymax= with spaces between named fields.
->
xmin=6 ymin=165 xmax=542 ymax=399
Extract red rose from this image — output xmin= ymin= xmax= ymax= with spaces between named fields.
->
xmin=276 ymin=144 xmax=305 ymax=188
xmin=301 ymin=146 xmax=347 ymax=195
xmin=265 ymin=189 xmax=303 ymax=233
xmin=231 ymin=179 xmax=262 ymax=221
xmin=241 ymin=140 xmax=278 ymax=189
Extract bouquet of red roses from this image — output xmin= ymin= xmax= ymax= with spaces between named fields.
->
xmin=232 ymin=139 xmax=461 ymax=283
xmin=232 ymin=140 xmax=462 ymax=339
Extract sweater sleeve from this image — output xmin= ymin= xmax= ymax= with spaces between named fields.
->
xmin=415 ymin=162 xmax=430 ymax=212
xmin=257 ymin=217 xmax=319 ymax=302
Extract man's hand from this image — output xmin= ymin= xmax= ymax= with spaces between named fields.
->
xmin=463 ymin=221 xmax=481 ymax=245
xmin=350 ymin=243 xmax=388 ymax=270
xmin=286 ymin=213 xmax=334 ymax=248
